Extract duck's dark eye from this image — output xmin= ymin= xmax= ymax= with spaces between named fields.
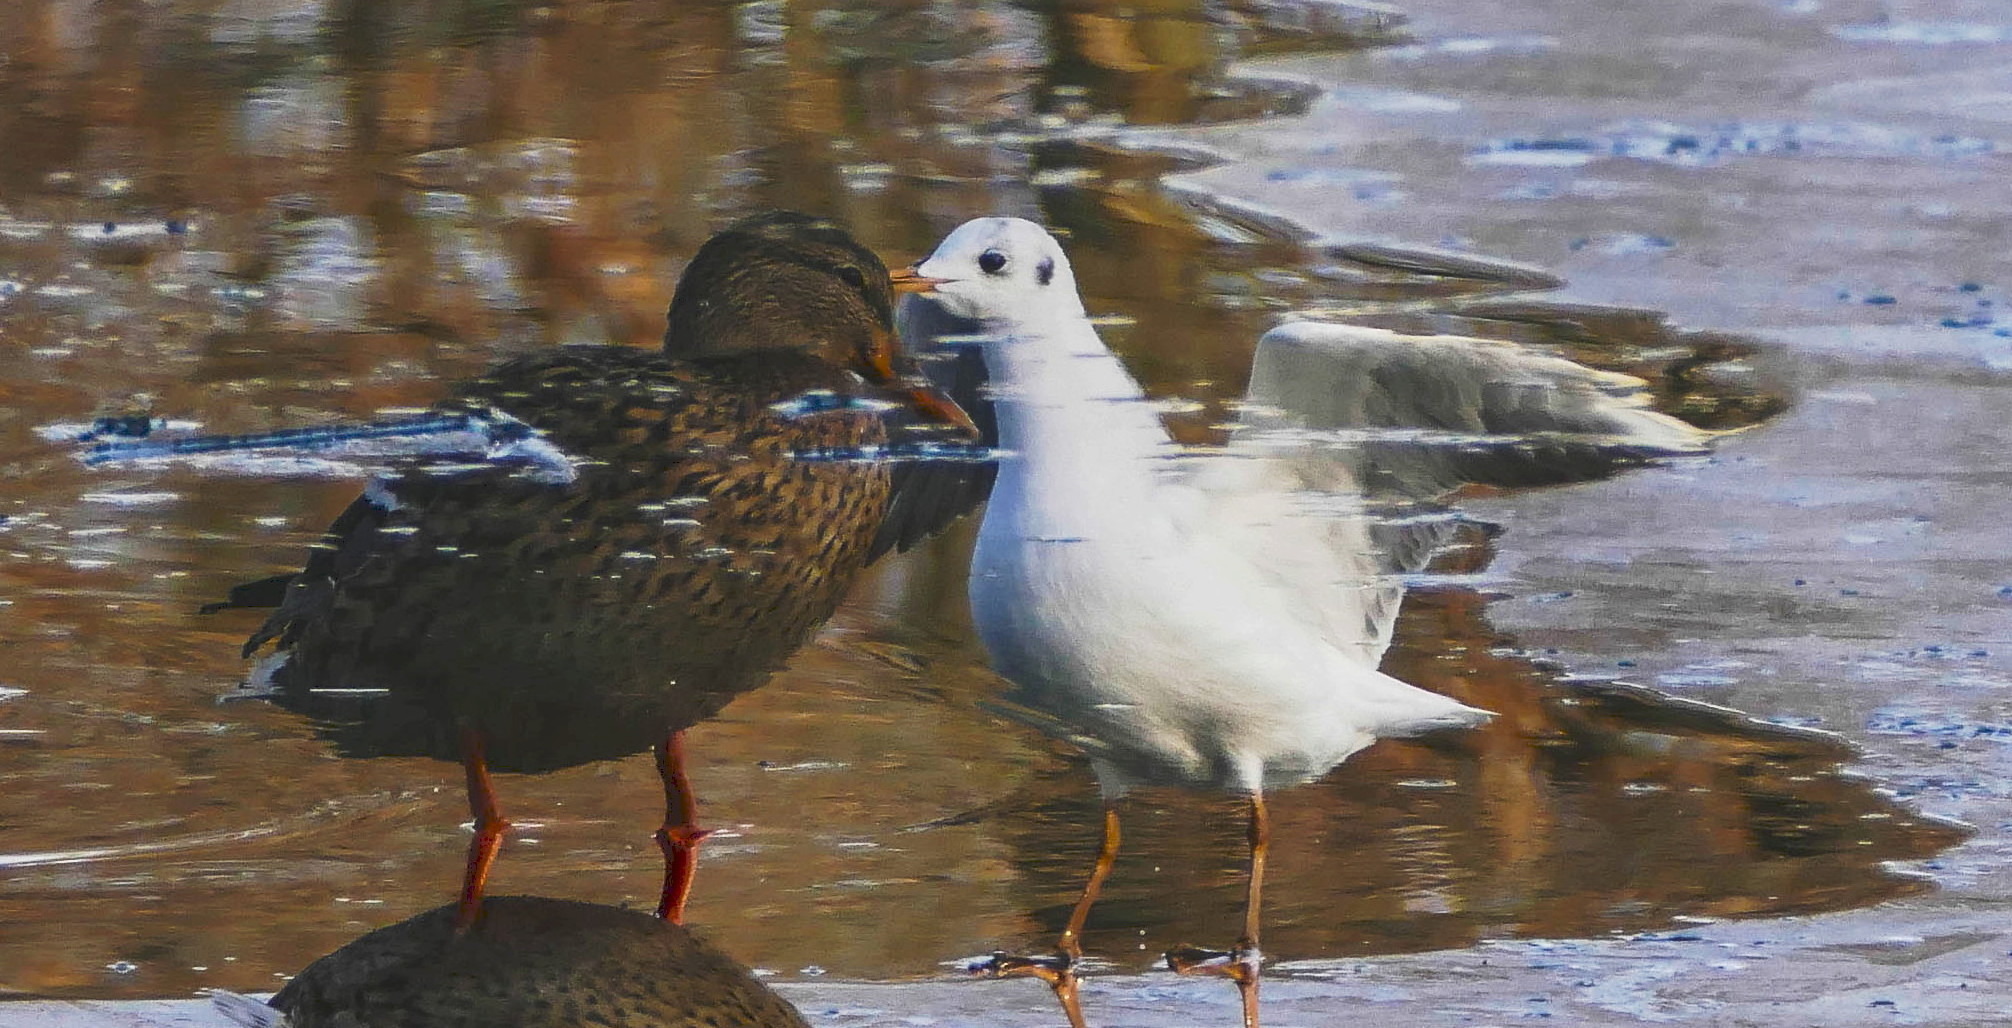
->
xmin=835 ymin=264 xmax=868 ymax=291
xmin=977 ymin=250 xmax=1008 ymax=275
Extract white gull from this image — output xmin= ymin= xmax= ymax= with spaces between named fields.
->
xmin=910 ymin=217 xmax=1493 ymax=1028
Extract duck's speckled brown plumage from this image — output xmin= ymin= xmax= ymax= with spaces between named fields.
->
xmin=251 ymin=347 xmax=903 ymax=772
xmin=265 ymin=896 xmax=809 ymax=1028
xmin=231 ymin=212 xmax=968 ymax=773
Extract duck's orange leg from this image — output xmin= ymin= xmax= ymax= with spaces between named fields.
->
xmin=454 ymin=725 xmax=510 ymax=932
xmin=654 ymin=729 xmax=713 ymax=923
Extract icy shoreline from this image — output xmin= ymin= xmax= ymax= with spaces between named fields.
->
xmin=11 ymin=898 xmax=2008 ymax=1027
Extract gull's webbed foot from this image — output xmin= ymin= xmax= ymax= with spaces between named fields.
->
xmin=970 ymin=951 xmax=1088 ymax=1028
xmin=1167 ymin=940 xmax=1262 ymax=1028
xmin=971 ymin=950 xmax=1073 ymax=984
xmin=972 ymin=803 xmax=1119 ymax=1028
xmin=1165 ymin=942 xmax=1261 ymax=984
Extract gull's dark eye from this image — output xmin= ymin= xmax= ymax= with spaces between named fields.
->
xmin=977 ymin=249 xmax=1008 ymax=275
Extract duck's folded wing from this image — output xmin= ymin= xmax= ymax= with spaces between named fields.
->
xmin=870 ymin=303 xmax=1000 ymax=561
xmin=230 ymin=467 xmax=534 ymax=663
xmin=154 ymin=408 xmax=580 ymax=619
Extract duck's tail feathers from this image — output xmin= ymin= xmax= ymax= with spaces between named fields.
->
xmin=199 ymin=573 xmax=296 ymax=614
xmin=208 ymin=990 xmax=287 ymax=1028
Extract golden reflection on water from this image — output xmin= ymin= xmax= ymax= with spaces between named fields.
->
xmin=0 ymin=0 xmax=1947 ymax=1001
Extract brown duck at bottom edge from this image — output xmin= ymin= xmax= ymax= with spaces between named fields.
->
xmin=213 ymin=896 xmax=809 ymax=1028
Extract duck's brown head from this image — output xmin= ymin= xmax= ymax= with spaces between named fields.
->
xmin=664 ymin=212 xmax=972 ymax=434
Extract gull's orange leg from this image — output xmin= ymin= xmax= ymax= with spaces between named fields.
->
xmin=1167 ymin=791 xmax=1269 ymax=1028
xmin=975 ymin=802 xmax=1121 ymax=1028
xmin=454 ymin=725 xmax=510 ymax=932
xmin=654 ymin=729 xmax=713 ymax=923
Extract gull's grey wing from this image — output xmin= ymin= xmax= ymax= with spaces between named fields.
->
xmin=1170 ymin=443 xmax=1408 ymax=670
xmin=1244 ymin=321 xmax=1710 ymax=502
xmin=1207 ymin=321 xmax=1715 ymax=668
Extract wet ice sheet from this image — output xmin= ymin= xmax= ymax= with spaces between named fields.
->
xmin=1150 ymin=0 xmax=2012 ymax=1019
xmin=1469 ymin=355 xmax=2012 ymax=899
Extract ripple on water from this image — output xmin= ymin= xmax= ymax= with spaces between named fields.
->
xmin=1831 ymin=22 xmax=2012 ymax=46
xmin=1473 ymin=120 xmax=1998 ymax=169
xmin=1866 ymin=707 xmax=2012 ymax=745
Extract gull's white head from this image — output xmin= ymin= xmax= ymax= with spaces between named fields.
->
xmin=912 ymin=217 xmax=1084 ymax=325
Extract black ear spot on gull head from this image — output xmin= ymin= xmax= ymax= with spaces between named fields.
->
xmin=1036 ymin=257 xmax=1054 ymax=286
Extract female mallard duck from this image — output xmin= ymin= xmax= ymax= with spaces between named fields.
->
xmin=208 ymin=212 xmax=973 ymax=929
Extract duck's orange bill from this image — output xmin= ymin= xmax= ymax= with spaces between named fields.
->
xmin=888 ymin=266 xmax=951 ymax=294
xmin=857 ymin=326 xmax=979 ymax=438
xmin=903 ymin=383 xmax=979 ymax=438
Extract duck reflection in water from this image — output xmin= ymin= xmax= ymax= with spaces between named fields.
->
xmin=905 ymin=218 xmax=1502 ymax=1028
xmin=191 ymin=212 xmax=977 ymax=930
xmin=210 ymin=896 xmax=808 ymax=1028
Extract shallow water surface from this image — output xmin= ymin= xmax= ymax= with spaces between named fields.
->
xmin=0 ymin=0 xmax=1955 ymax=1002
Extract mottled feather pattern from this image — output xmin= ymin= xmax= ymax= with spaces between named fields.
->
xmin=251 ymin=345 xmax=898 ymax=772
xmin=264 ymin=897 xmax=810 ymax=1028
